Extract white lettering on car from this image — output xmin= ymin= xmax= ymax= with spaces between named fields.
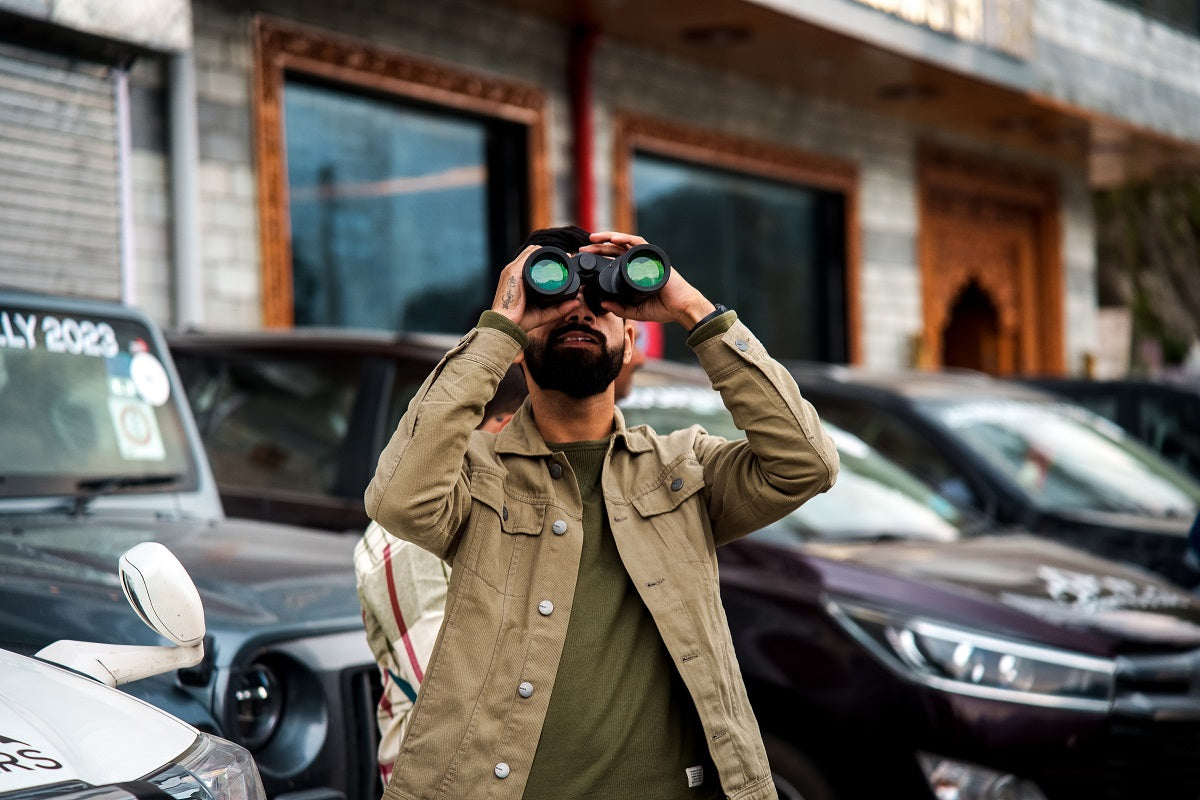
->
xmin=0 ymin=312 xmax=36 ymax=349
xmin=1 ymin=311 xmax=120 ymax=357
xmin=13 ymin=313 xmax=36 ymax=349
xmin=41 ymin=315 xmax=119 ymax=358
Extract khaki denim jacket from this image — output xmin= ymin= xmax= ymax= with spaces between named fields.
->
xmin=365 ymin=314 xmax=839 ymax=800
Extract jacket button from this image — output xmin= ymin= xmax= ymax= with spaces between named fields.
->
xmin=495 ymin=763 xmax=510 ymax=779
xmin=670 ymin=477 xmax=684 ymax=491
xmin=552 ymin=519 xmax=568 ymax=535
xmin=735 ymin=339 xmax=750 ymax=351
xmin=538 ymin=599 xmax=554 ymax=616
xmin=502 ymin=506 xmax=509 ymax=521
xmin=549 ymin=463 xmax=563 ymax=479
xmin=518 ymin=681 xmax=534 ymax=698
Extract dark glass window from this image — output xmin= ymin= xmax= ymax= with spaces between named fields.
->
xmin=631 ymin=153 xmax=846 ymax=362
xmin=1107 ymin=0 xmax=1199 ymax=35
xmin=1134 ymin=389 xmax=1200 ymax=480
xmin=283 ymin=78 xmax=528 ymax=335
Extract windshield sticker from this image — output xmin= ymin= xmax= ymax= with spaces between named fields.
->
xmin=110 ymin=376 xmax=138 ymax=398
xmin=0 ymin=311 xmax=120 ymax=358
xmin=130 ymin=352 xmax=171 ymax=407
xmin=108 ymin=397 xmax=167 ymax=461
xmin=0 ymin=734 xmax=63 ymax=777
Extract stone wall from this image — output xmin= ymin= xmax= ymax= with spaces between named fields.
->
xmin=128 ymin=0 xmax=1097 ymax=370
xmin=1036 ymin=0 xmax=1200 ymax=143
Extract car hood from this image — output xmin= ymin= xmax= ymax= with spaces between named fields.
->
xmin=0 ymin=513 xmax=362 ymax=652
xmin=789 ymin=532 xmax=1200 ymax=649
xmin=0 ymin=648 xmax=198 ymax=792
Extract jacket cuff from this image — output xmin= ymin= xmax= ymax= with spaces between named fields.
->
xmin=477 ymin=310 xmax=528 ymax=348
xmin=690 ymin=317 xmax=769 ymax=374
xmin=686 ymin=309 xmax=737 ymax=348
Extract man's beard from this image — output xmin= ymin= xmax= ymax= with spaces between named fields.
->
xmin=524 ymin=324 xmax=625 ymax=399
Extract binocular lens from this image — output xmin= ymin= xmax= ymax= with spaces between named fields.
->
xmin=624 ymin=254 xmax=666 ymax=289
xmin=529 ymin=255 xmax=572 ymax=292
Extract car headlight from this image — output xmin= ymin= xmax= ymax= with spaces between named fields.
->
xmin=146 ymin=732 xmax=267 ymax=800
xmin=829 ymin=600 xmax=1115 ymax=709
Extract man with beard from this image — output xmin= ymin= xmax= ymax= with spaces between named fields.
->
xmin=365 ymin=225 xmax=839 ymax=800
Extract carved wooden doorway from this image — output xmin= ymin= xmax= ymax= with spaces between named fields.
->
xmin=943 ymin=280 xmax=1002 ymax=373
xmin=919 ymin=146 xmax=1063 ymax=376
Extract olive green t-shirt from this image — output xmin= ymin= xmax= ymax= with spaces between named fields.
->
xmin=522 ymin=439 xmax=717 ymax=800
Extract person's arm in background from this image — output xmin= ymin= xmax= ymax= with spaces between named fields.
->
xmin=354 ymin=523 xmax=451 ymax=783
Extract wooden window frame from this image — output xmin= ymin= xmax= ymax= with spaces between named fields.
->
xmin=612 ymin=112 xmax=861 ymax=364
xmin=252 ymin=17 xmax=551 ymax=327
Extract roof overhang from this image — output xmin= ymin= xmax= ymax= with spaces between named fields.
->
xmin=498 ymin=0 xmax=1200 ymax=187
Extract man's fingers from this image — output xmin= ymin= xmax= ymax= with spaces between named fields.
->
xmin=589 ymin=231 xmax=648 ymax=249
xmin=521 ymin=297 xmax=584 ymax=331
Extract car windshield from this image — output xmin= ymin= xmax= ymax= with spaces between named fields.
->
xmin=917 ymin=397 xmax=1200 ymax=518
xmin=620 ymin=383 xmax=962 ymax=542
xmin=0 ymin=303 xmax=195 ymax=500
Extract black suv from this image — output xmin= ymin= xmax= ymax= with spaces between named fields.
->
xmin=785 ymin=364 xmax=1200 ymax=590
xmin=170 ymin=329 xmax=1200 ymax=799
xmin=1022 ymin=375 xmax=1200 ymax=483
xmin=0 ymin=290 xmax=379 ymax=800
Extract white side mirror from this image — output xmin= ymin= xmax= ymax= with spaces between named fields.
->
xmin=37 ymin=542 xmax=206 ymax=686
xmin=119 ymin=541 xmax=206 ymax=647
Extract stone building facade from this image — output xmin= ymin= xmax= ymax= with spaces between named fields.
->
xmin=3 ymin=0 xmax=1199 ymax=373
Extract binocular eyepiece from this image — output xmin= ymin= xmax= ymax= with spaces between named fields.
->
xmin=523 ymin=243 xmax=672 ymax=313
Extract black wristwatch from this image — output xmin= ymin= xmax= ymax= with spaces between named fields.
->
xmin=689 ymin=304 xmax=729 ymax=335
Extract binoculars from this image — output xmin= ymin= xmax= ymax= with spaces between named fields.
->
xmin=523 ymin=243 xmax=672 ymax=313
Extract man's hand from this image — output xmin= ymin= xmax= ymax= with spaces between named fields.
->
xmin=585 ymin=231 xmax=717 ymax=330
xmin=491 ymin=245 xmax=584 ymax=332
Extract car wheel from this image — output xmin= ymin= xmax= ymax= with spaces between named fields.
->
xmin=763 ymin=733 xmax=837 ymax=800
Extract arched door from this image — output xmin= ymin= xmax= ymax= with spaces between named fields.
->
xmin=942 ymin=281 xmax=1001 ymax=373
xmin=919 ymin=146 xmax=1063 ymax=375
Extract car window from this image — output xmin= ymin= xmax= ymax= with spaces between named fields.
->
xmin=1135 ymin=390 xmax=1200 ymax=480
xmin=918 ymin=398 xmax=1200 ymax=518
xmin=1060 ymin=386 xmax=1120 ymax=423
xmin=619 ymin=385 xmax=963 ymax=542
xmin=174 ymin=352 xmax=364 ymax=496
xmin=817 ymin=399 xmax=984 ymax=512
xmin=0 ymin=305 xmax=196 ymax=497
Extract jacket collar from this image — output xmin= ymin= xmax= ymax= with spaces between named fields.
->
xmin=495 ymin=398 xmax=654 ymax=456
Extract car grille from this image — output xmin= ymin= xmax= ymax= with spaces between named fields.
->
xmin=1114 ymin=649 xmax=1200 ymax=719
xmin=1073 ymin=649 xmax=1200 ymax=798
xmin=344 ymin=663 xmax=385 ymax=800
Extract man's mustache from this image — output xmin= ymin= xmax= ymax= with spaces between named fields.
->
xmin=549 ymin=323 xmax=606 ymax=348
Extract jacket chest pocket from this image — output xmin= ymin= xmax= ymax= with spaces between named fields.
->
xmin=463 ymin=472 xmax=544 ymax=595
xmin=630 ymin=460 xmax=711 ymax=564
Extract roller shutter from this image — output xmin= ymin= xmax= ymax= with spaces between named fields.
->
xmin=0 ymin=40 xmax=120 ymax=299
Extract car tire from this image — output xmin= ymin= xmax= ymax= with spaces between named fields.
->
xmin=763 ymin=733 xmax=837 ymax=800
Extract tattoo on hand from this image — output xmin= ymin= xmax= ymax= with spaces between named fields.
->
xmin=502 ymin=277 xmax=516 ymax=310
